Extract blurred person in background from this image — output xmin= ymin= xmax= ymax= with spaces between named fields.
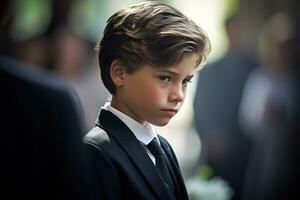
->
xmin=13 ymin=0 xmax=88 ymax=72
xmin=47 ymin=0 xmax=109 ymax=130
xmin=0 ymin=1 xmax=99 ymax=199
xmin=12 ymin=0 xmax=109 ymax=130
xmin=193 ymin=13 xmax=257 ymax=200
xmin=239 ymin=12 xmax=300 ymax=200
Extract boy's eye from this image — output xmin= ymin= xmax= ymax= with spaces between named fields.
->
xmin=158 ymin=76 xmax=170 ymax=83
xmin=182 ymin=79 xmax=192 ymax=87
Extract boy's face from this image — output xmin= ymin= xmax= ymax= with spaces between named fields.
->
xmin=113 ymin=53 xmax=198 ymax=126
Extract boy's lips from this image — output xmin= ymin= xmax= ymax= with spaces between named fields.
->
xmin=161 ymin=108 xmax=178 ymax=116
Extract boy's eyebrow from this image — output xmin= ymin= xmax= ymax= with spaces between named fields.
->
xmin=155 ymin=68 xmax=194 ymax=78
xmin=186 ymin=74 xmax=194 ymax=79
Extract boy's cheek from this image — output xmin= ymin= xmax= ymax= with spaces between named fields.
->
xmin=142 ymin=89 xmax=164 ymax=103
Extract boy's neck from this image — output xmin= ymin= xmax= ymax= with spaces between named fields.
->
xmin=109 ymin=96 xmax=146 ymax=126
xmin=110 ymin=96 xmax=121 ymax=112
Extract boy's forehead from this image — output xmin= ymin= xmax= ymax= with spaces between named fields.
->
xmin=154 ymin=67 xmax=195 ymax=74
xmin=158 ymin=53 xmax=199 ymax=68
xmin=153 ymin=63 xmax=198 ymax=76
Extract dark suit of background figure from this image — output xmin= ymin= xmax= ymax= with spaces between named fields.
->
xmin=0 ymin=56 xmax=99 ymax=200
xmin=239 ymin=16 xmax=300 ymax=200
xmin=193 ymin=15 xmax=257 ymax=200
xmin=84 ymin=109 xmax=189 ymax=200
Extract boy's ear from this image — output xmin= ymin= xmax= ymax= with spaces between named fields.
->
xmin=110 ymin=59 xmax=126 ymax=87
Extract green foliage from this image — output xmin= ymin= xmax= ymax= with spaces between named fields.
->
xmin=224 ymin=0 xmax=239 ymax=19
xmin=197 ymin=164 xmax=214 ymax=180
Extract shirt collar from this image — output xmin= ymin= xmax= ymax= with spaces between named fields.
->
xmin=103 ymin=102 xmax=158 ymax=145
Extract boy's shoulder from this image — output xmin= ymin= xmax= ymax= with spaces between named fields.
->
xmin=84 ymin=126 xmax=111 ymax=147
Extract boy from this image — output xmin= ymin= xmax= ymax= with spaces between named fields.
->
xmin=84 ymin=1 xmax=210 ymax=199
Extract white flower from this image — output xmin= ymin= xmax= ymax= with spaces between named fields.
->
xmin=186 ymin=176 xmax=233 ymax=200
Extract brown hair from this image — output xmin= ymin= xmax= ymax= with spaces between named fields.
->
xmin=96 ymin=1 xmax=210 ymax=94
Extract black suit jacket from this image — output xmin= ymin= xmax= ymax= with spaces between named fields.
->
xmin=0 ymin=56 xmax=99 ymax=200
xmin=84 ymin=109 xmax=189 ymax=200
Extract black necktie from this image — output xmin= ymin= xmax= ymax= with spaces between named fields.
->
xmin=147 ymin=138 xmax=174 ymax=189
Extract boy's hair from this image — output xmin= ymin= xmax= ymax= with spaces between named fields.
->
xmin=96 ymin=1 xmax=210 ymax=95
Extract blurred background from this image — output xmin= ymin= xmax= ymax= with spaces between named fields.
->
xmin=2 ymin=0 xmax=299 ymax=199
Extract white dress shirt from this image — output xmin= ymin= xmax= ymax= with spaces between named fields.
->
xmin=103 ymin=102 xmax=160 ymax=164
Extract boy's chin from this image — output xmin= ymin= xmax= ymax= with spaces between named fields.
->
xmin=151 ymin=119 xmax=171 ymax=127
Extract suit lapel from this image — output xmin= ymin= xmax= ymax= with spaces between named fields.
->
xmin=96 ymin=109 xmax=172 ymax=200
xmin=160 ymin=136 xmax=189 ymax=200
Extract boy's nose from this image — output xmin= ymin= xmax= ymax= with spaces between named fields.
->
xmin=169 ymin=85 xmax=185 ymax=103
